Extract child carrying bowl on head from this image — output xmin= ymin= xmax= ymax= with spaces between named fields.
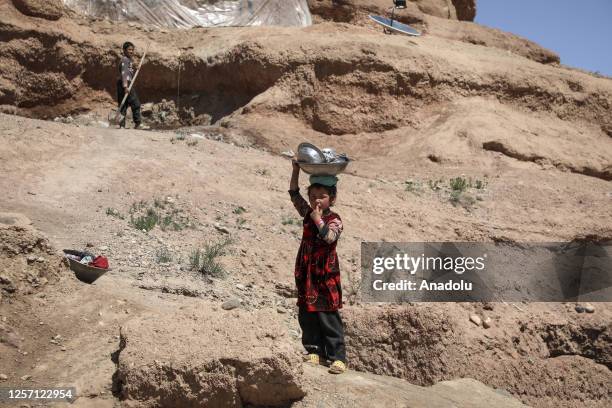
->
xmin=288 ymin=159 xmax=347 ymax=374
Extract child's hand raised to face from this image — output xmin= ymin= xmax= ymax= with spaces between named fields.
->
xmin=310 ymin=200 xmax=323 ymax=223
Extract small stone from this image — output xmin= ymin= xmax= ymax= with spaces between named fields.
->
xmin=235 ymin=283 xmax=246 ymax=291
xmin=0 ymin=374 xmax=8 ymax=380
xmin=575 ymin=305 xmax=585 ymax=313
xmin=20 ymin=375 xmax=32 ymax=381
xmin=483 ymin=317 xmax=492 ymax=329
xmin=222 ymin=298 xmax=241 ymax=310
xmin=61 ymin=347 xmax=67 ymax=351
xmin=276 ymin=307 xmax=286 ymax=314
xmin=99 ymin=246 xmax=109 ymax=251
xmin=584 ymin=304 xmax=595 ymax=313
xmin=26 ymin=255 xmax=37 ymax=263
xmin=214 ymin=224 xmax=230 ymax=234
xmin=483 ymin=302 xmax=494 ymax=311
xmin=469 ymin=314 xmax=482 ymax=326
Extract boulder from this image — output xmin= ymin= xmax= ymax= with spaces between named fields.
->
xmin=114 ymin=306 xmax=305 ymax=407
xmin=451 ymin=0 xmax=476 ymax=21
xmin=295 ymin=364 xmax=527 ymax=407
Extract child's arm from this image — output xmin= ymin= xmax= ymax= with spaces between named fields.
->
xmin=317 ymin=216 xmax=343 ymax=244
xmin=289 ymin=160 xmax=311 ymax=218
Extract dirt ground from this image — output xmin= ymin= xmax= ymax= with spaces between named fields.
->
xmin=0 ymin=0 xmax=611 ymax=407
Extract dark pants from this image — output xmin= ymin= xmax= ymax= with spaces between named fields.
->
xmin=298 ymin=307 xmax=346 ymax=363
xmin=116 ymin=80 xmax=141 ymax=127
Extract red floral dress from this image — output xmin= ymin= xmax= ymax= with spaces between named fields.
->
xmin=289 ymin=189 xmax=343 ymax=312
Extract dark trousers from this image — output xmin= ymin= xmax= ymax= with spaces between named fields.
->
xmin=298 ymin=307 xmax=346 ymax=363
xmin=116 ymin=80 xmax=141 ymax=127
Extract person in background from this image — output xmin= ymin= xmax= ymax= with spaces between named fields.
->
xmin=117 ymin=41 xmax=145 ymax=129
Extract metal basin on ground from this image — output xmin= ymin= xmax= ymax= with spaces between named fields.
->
xmin=63 ymin=249 xmax=109 ymax=284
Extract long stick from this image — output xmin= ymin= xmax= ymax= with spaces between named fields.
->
xmin=118 ymin=43 xmax=150 ymax=113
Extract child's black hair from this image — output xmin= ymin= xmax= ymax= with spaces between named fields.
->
xmin=307 ymin=183 xmax=337 ymax=204
xmin=123 ymin=41 xmax=135 ymax=51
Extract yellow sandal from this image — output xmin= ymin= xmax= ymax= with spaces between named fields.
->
xmin=328 ymin=360 xmax=347 ymax=374
xmin=304 ymin=353 xmax=320 ymax=365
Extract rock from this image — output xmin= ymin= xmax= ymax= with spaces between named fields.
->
xmin=0 ymin=374 xmax=8 ymax=380
xmin=235 ymin=283 xmax=246 ymax=291
xmin=281 ymin=150 xmax=295 ymax=158
xmin=0 ymin=274 xmax=12 ymax=285
xmin=222 ymin=298 xmax=241 ymax=310
xmin=99 ymin=246 xmax=109 ymax=251
xmin=584 ymin=304 xmax=595 ymax=313
xmin=482 ymin=317 xmax=492 ymax=329
xmin=26 ymin=255 xmax=37 ymax=263
xmin=115 ymin=306 xmax=304 ymax=407
xmin=276 ymin=307 xmax=287 ymax=314
xmin=483 ymin=302 xmax=494 ymax=311
xmin=11 ymin=0 xmax=63 ymax=20
xmin=214 ymin=224 xmax=230 ymax=234
xmin=274 ymin=282 xmax=297 ymax=298
xmin=469 ymin=314 xmax=482 ymax=326
xmin=20 ymin=374 xmax=32 ymax=381
xmin=575 ymin=305 xmax=585 ymax=313
xmin=141 ymin=103 xmax=154 ymax=115
xmin=299 ymin=364 xmax=527 ymax=407
xmin=450 ymin=0 xmax=476 ymax=21
xmin=1 ymin=329 xmax=22 ymax=348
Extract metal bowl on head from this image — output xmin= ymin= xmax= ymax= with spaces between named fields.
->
xmin=297 ymin=143 xmax=325 ymax=164
xmin=298 ymin=158 xmax=350 ymax=176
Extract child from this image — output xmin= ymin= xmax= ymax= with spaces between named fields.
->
xmin=289 ymin=160 xmax=347 ymax=374
xmin=117 ymin=41 xmax=144 ymax=129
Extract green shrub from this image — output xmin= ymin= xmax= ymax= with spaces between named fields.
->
xmin=449 ymin=177 xmax=469 ymax=192
xmin=130 ymin=208 xmax=159 ymax=231
xmin=189 ymin=237 xmax=234 ymax=278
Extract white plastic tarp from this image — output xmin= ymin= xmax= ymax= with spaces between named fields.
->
xmin=63 ymin=0 xmax=312 ymax=28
